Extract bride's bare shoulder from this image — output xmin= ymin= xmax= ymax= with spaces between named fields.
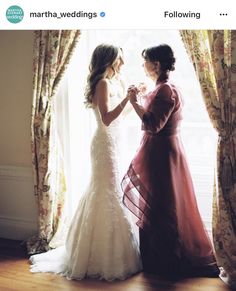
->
xmin=93 ymin=78 xmax=111 ymax=106
xmin=96 ymin=78 xmax=110 ymax=88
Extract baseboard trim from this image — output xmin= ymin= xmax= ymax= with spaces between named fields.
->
xmin=0 ymin=215 xmax=37 ymax=240
xmin=0 ymin=165 xmax=37 ymax=240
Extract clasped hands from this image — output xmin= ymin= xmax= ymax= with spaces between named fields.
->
xmin=127 ymin=85 xmax=139 ymax=104
xmin=127 ymin=82 xmax=147 ymax=104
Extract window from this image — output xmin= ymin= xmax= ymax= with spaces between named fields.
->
xmin=56 ymin=30 xmax=217 ymax=234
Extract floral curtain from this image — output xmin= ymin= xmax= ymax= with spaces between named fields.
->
xmin=180 ymin=30 xmax=236 ymax=286
xmin=27 ymin=30 xmax=81 ymax=254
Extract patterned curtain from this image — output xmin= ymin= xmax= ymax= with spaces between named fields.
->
xmin=180 ymin=30 xmax=236 ymax=286
xmin=27 ymin=30 xmax=81 ymax=255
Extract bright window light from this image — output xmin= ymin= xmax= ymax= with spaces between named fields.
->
xmin=55 ymin=30 xmax=217 ymax=235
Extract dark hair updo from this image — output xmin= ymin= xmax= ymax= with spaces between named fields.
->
xmin=142 ymin=44 xmax=176 ymax=72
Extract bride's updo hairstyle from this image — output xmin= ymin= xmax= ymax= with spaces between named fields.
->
xmin=85 ymin=44 xmax=119 ymax=107
xmin=142 ymin=44 xmax=176 ymax=72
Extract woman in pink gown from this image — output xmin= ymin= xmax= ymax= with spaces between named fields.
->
xmin=122 ymin=44 xmax=219 ymax=278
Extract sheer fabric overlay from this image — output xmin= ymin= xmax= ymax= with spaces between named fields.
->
xmin=122 ymin=81 xmax=219 ymax=277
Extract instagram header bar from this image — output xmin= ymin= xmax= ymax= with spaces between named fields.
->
xmin=0 ymin=0 xmax=235 ymax=29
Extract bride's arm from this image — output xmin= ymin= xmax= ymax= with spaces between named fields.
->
xmin=120 ymin=78 xmax=133 ymax=116
xmin=94 ymin=79 xmax=129 ymax=126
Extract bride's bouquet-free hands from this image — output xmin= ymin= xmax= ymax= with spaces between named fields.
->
xmin=127 ymin=82 xmax=147 ymax=104
xmin=127 ymin=85 xmax=139 ymax=104
xmin=127 ymin=83 xmax=146 ymax=119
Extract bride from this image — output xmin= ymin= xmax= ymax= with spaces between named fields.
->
xmin=30 ymin=44 xmax=142 ymax=281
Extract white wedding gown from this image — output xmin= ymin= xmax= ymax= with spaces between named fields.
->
xmin=30 ymin=79 xmax=142 ymax=281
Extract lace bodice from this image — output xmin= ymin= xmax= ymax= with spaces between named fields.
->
xmin=90 ymin=78 xmax=125 ymax=186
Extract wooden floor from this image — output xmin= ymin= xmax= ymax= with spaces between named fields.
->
xmin=0 ymin=239 xmax=231 ymax=291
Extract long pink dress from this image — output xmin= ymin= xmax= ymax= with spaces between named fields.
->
xmin=122 ymin=80 xmax=219 ymax=278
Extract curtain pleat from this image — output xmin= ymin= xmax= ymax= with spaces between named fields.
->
xmin=27 ymin=30 xmax=81 ymax=254
xmin=180 ymin=30 xmax=236 ymax=286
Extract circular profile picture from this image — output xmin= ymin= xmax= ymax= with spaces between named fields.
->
xmin=6 ymin=5 xmax=24 ymax=23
